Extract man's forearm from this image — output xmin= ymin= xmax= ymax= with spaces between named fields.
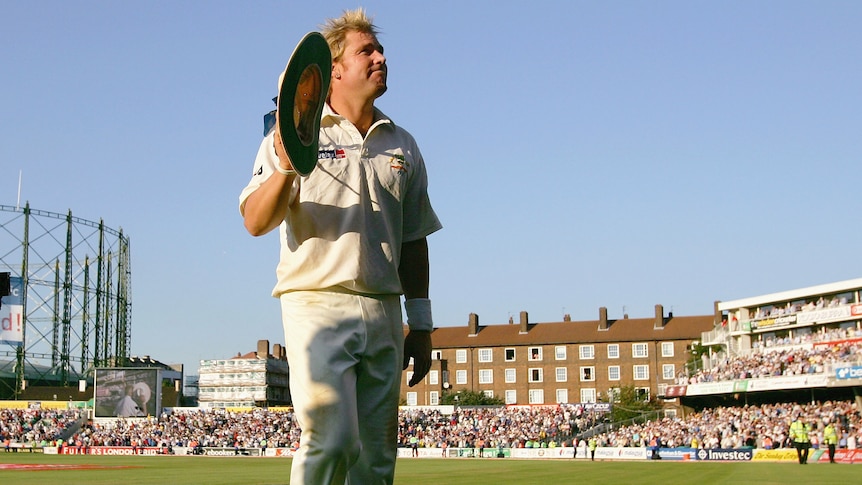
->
xmin=399 ymin=237 xmax=429 ymax=299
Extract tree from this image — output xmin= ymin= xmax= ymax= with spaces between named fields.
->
xmin=684 ymin=341 xmax=708 ymax=376
xmin=439 ymin=389 xmax=504 ymax=406
xmin=605 ymin=384 xmax=662 ymax=425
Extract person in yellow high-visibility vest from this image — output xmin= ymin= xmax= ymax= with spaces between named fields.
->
xmin=823 ymin=420 xmax=839 ymax=464
xmin=789 ymin=415 xmax=811 ymax=464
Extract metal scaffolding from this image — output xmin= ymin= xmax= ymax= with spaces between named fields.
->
xmin=0 ymin=203 xmax=132 ymax=398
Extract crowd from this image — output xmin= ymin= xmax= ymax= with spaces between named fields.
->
xmin=3 ymin=320 xmax=861 ymax=453
xmin=593 ymin=400 xmax=861 ymax=451
xmin=749 ymin=296 xmax=849 ymax=320
xmin=1 ymin=408 xmax=80 ymax=449
xmin=396 ymin=404 xmax=595 ymax=450
xmin=396 ymin=401 xmax=862 ymax=452
xmin=753 ymin=327 xmax=862 ymax=349
xmin=680 ymin=336 xmax=862 ymax=385
xmin=70 ymin=408 xmax=302 ymax=451
xmin=3 ymin=399 xmax=860 ymax=454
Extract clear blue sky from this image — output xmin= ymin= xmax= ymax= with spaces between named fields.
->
xmin=2 ymin=1 xmax=860 ymax=375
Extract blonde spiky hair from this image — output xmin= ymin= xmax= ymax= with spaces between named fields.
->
xmin=321 ymin=7 xmax=381 ymax=62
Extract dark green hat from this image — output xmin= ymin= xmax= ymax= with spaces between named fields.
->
xmin=276 ymin=32 xmax=332 ymax=176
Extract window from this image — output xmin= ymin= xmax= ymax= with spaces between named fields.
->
xmin=528 ymin=347 xmax=542 ymax=361
xmin=556 ymin=389 xmax=569 ymax=404
xmin=607 ymin=387 xmax=621 ymax=403
xmin=607 ymin=344 xmax=619 ymax=359
xmin=636 ymin=387 xmax=650 ymax=401
xmin=406 ymin=392 xmax=417 ymax=406
xmin=429 ymin=391 xmax=439 ymax=406
xmin=661 ymin=342 xmax=674 ymax=357
xmin=634 ymin=365 xmax=649 ymax=380
xmin=632 ymin=343 xmax=648 ymax=358
xmin=432 ymin=350 xmax=442 ymax=360
xmin=505 ymin=348 xmax=516 ymax=361
xmin=529 ymin=368 xmax=543 ymax=383
xmin=555 ymin=367 xmax=568 ymax=382
xmin=479 ymin=369 xmax=493 ymax=384
xmin=579 ymin=345 xmax=595 ymax=360
xmin=555 ymin=346 xmax=567 ymax=360
xmin=528 ymin=389 xmax=544 ymax=404
xmin=405 ymin=371 xmax=414 ymax=385
xmin=456 ymin=370 xmax=467 ymax=385
xmin=608 ymin=365 xmax=621 ymax=381
xmin=429 ymin=370 xmax=439 ymax=385
xmin=505 ymin=390 xmax=517 ymax=404
xmin=478 ymin=348 xmax=493 ymax=362
xmin=456 ymin=349 xmax=467 ymax=363
xmin=580 ymin=388 xmax=597 ymax=403
xmin=505 ymin=368 xmax=516 ymax=383
xmin=580 ymin=366 xmax=595 ymax=382
xmin=662 ymin=364 xmax=675 ymax=380
xmin=483 ymin=390 xmax=494 ymax=399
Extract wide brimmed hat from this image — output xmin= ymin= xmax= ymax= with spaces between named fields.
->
xmin=276 ymin=32 xmax=332 ymax=176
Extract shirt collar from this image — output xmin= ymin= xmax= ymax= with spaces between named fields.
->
xmin=322 ymin=103 xmax=393 ymax=128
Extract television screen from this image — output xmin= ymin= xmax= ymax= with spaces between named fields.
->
xmin=94 ymin=368 xmax=160 ymax=418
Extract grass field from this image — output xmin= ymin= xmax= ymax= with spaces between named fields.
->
xmin=0 ymin=453 xmax=857 ymax=484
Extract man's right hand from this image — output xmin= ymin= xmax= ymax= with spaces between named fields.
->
xmin=273 ymin=125 xmax=295 ymax=173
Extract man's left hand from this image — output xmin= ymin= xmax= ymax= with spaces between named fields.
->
xmin=403 ymin=330 xmax=431 ymax=387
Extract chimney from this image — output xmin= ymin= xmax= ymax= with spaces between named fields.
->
xmin=273 ymin=343 xmax=283 ymax=360
xmin=563 ymin=314 xmax=571 ymax=322
xmin=519 ymin=311 xmax=529 ymax=334
xmin=654 ymin=304 xmax=665 ymax=329
xmin=714 ymin=300 xmax=722 ymax=327
xmin=599 ymin=307 xmax=608 ymax=330
xmin=257 ymin=339 xmax=270 ymax=359
xmin=468 ymin=313 xmax=479 ymax=336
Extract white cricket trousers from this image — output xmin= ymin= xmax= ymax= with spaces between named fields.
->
xmin=280 ymin=290 xmax=404 ymax=485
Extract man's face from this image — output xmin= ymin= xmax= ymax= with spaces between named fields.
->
xmin=333 ymin=30 xmax=387 ymax=100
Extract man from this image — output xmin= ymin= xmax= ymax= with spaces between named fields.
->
xmin=789 ymin=415 xmax=811 ymax=464
xmin=239 ymin=8 xmax=442 ymax=485
xmin=823 ymin=420 xmax=839 ymax=463
xmin=409 ymin=435 xmax=419 ymax=457
xmin=588 ymin=436 xmax=597 ymax=461
xmin=113 ymin=384 xmax=141 ymax=417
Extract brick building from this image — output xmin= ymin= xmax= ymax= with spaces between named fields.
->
xmin=402 ymin=304 xmax=715 ymax=416
xmin=197 ymin=340 xmax=290 ymax=408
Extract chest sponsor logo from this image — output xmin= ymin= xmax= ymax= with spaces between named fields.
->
xmin=319 ymin=149 xmax=346 ymax=160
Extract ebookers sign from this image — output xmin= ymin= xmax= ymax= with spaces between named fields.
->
xmin=203 ymin=447 xmax=262 ymax=456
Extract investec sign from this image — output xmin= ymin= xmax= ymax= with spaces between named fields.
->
xmin=836 ymin=366 xmax=862 ymax=380
xmin=696 ymin=449 xmax=753 ymax=461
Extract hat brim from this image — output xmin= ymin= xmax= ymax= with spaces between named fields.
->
xmin=276 ymin=32 xmax=331 ymax=176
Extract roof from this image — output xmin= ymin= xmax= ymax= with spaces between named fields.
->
xmin=233 ymin=351 xmax=260 ymax=360
xmin=717 ymin=277 xmax=862 ymax=311
xmin=427 ymin=314 xmax=714 ymax=349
